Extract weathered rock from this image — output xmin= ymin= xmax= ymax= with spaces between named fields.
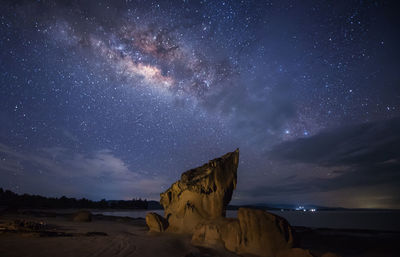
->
xmin=146 ymin=212 xmax=168 ymax=232
xmin=276 ymin=248 xmax=314 ymax=257
xmin=192 ymin=218 xmax=241 ymax=252
xmin=159 ymin=149 xmax=239 ymax=233
xmin=192 ymin=208 xmax=295 ymax=257
xmin=72 ymin=210 xmax=92 ymax=222
xmin=150 ymin=149 xmax=307 ymax=257
xmin=237 ymin=208 xmax=294 ymax=256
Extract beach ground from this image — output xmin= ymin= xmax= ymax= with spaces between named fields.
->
xmin=0 ymin=210 xmax=398 ymax=257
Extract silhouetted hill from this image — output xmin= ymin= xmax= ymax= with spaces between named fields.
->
xmin=227 ymin=203 xmax=348 ymax=211
xmin=147 ymin=200 xmax=163 ymax=210
xmin=0 ymin=188 xmax=148 ymax=210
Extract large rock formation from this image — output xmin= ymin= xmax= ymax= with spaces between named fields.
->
xmin=158 ymin=149 xmax=239 ymax=233
xmin=146 ymin=149 xmax=340 ymax=257
xmin=192 ymin=208 xmax=295 ymax=257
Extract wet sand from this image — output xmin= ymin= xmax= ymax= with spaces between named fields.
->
xmin=0 ymin=210 xmax=398 ymax=257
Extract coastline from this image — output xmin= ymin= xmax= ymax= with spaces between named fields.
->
xmin=0 ymin=209 xmax=399 ymax=257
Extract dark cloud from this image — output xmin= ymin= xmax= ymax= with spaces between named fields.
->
xmin=247 ymin=160 xmax=400 ymax=197
xmin=250 ymin=118 xmax=400 ymax=199
xmin=270 ymin=117 xmax=400 ymax=166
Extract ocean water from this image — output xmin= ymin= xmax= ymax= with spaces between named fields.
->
xmin=93 ymin=209 xmax=400 ymax=231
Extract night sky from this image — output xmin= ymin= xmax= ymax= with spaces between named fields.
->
xmin=1 ymin=0 xmax=399 ymax=209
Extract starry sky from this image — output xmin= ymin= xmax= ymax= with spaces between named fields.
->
xmin=1 ymin=0 xmax=399 ymax=209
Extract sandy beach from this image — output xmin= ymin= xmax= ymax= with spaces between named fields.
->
xmin=0 ymin=210 xmax=399 ymax=257
xmin=0 ymin=210 xmax=240 ymax=257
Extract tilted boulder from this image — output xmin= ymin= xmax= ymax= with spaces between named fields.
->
xmin=159 ymin=149 xmax=239 ymax=233
xmin=192 ymin=208 xmax=295 ymax=257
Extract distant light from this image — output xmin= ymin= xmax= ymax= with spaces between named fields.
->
xmin=285 ymin=129 xmax=290 ymax=134
xmin=310 ymin=208 xmax=316 ymax=212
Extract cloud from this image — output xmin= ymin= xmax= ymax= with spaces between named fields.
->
xmin=249 ymin=118 xmax=400 ymax=198
xmin=0 ymin=144 xmax=168 ymax=200
xmin=269 ymin=117 xmax=400 ymax=166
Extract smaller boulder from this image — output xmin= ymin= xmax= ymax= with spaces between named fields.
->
xmin=192 ymin=208 xmax=295 ymax=257
xmin=237 ymin=208 xmax=295 ymax=257
xmin=146 ymin=212 xmax=168 ymax=232
xmin=72 ymin=210 xmax=92 ymax=222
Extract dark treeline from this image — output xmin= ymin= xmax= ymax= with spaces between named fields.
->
xmin=0 ymin=188 xmax=148 ymax=209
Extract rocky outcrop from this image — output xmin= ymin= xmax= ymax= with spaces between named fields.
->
xmin=147 ymin=149 xmax=340 ymax=257
xmin=192 ymin=208 xmax=295 ymax=257
xmin=159 ymin=149 xmax=239 ymax=233
xmin=146 ymin=212 xmax=168 ymax=232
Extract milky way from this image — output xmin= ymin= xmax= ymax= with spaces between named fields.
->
xmin=1 ymin=0 xmax=399 ymax=208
